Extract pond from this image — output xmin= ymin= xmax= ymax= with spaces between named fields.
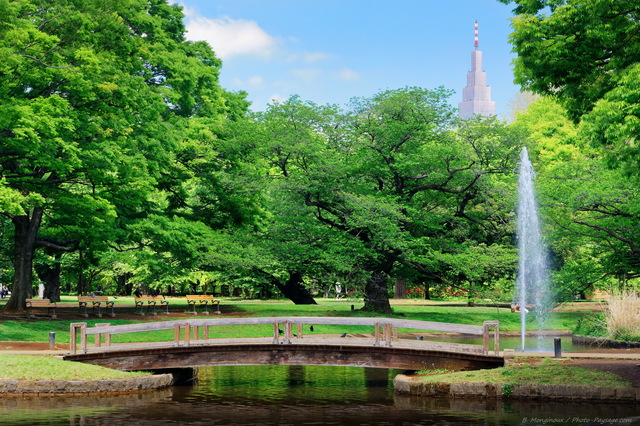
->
xmin=0 ymin=365 xmax=638 ymax=425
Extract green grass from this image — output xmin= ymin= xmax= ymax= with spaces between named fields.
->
xmin=0 ymin=298 xmax=588 ymax=344
xmin=0 ymin=354 xmax=148 ymax=380
xmin=0 ymin=299 xmax=614 ymax=387
xmin=417 ymin=358 xmax=631 ymax=388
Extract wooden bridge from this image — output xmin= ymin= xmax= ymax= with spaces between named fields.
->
xmin=63 ymin=317 xmax=503 ymax=372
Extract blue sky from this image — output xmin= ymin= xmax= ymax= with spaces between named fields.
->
xmin=179 ymin=0 xmax=521 ymax=119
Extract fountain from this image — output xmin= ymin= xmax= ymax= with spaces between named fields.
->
xmin=516 ymin=147 xmax=552 ymax=351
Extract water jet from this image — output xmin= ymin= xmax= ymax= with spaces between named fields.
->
xmin=516 ymin=147 xmax=552 ymax=351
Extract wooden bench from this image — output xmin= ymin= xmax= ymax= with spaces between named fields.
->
xmin=185 ymin=295 xmax=220 ymax=315
xmin=25 ymin=298 xmax=57 ymax=319
xmin=78 ymin=295 xmax=115 ymax=318
xmin=134 ymin=295 xmax=169 ymax=315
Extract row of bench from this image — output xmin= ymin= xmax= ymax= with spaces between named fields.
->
xmin=24 ymin=295 xmax=221 ymax=318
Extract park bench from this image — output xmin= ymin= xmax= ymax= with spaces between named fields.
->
xmin=78 ymin=295 xmax=115 ymax=318
xmin=134 ymin=295 xmax=169 ymax=315
xmin=185 ymin=295 xmax=220 ymax=315
xmin=25 ymin=298 xmax=57 ymax=319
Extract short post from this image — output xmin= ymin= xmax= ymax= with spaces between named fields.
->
xmin=95 ymin=323 xmax=110 ymax=347
xmin=184 ymin=323 xmax=191 ymax=346
xmin=174 ymin=323 xmax=181 ymax=346
xmin=554 ymin=337 xmax=562 ymax=358
xmin=69 ymin=323 xmax=87 ymax=354
xmin=284 ymin=321 xmax=292 ymax=344
xmin=483 ymin=321 xmax=500 ymax=355
xmin=49 ymin=332 xmax=55 ymax=350
xmin=384 ymin=323 xmax=392 ymax=347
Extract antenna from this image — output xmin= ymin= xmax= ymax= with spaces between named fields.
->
xmin=474 ymin=20 xmax=479 ymax=50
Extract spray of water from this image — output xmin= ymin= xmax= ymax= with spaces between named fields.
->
xmin=516 ymin=148 xmax=551 ymax=351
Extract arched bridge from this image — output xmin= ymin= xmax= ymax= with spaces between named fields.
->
xmin=63 ymin=317 xmax=503 ymax=372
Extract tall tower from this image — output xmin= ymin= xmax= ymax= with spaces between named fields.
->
xmin=458 ymin=20 xmax=495 ymax=119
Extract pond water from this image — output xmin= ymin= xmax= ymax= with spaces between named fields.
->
xmin=1 ymin=365 xmax=638 ymax=425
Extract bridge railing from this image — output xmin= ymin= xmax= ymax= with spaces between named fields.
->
xmin=69 ymin=317 xmax=499 ymax=356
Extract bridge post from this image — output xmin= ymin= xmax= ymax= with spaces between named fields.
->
xmin=69 ymin=323 xmax=87 ymax=354
xmin=273 ymin=321 xmax=280 ymax=344
xmin=174 ymin=323 xmax=181 ymax=346
xmin=284 ymin=321 xmax=292 ymax=344
xmin=482 ymin=321 xmax=500 ymax=355
xmin=374 ymin=323 xmax=380 ymax=346
xmin=384 ymin=323 xmax=392 ymax=347
xmin=192 ymin=325 xmax=199 ymax=341
xmin=95 ymin=323 xmax=110 ymax=348
xmin=184 ymin=323 xmax=191 ymax=346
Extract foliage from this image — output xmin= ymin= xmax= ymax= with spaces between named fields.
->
xmin=499 ymin=0 xmax=640 ymax=122
xmin=573 ymin=312 xmax=607 ymax=338
xmin=236 ymin=89 xmax=523 ymax=310
xmin=0 ymin=0 xmax=251 ymax=306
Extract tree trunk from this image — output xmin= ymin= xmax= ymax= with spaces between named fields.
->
xmin=362 ymin=271 xmax=392 ymax=314
xmin=394 ymin=278 xmax=407 ymax=299
xmin=3 ymin=208 xmax=44 ymax=311
xmin=115 ymin=272 xmax=133 ymax=296
xmin=276 ymin=271 xmax=317 ymax=304
xmin=256 ymin=269 xmax=317 ymax=304
xmin=35 ymin=252 xmax=62 ymax=302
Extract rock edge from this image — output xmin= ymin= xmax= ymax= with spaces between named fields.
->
xmin=393 ymin=374 xmax=640 ymax=402
xmin=0 ymin=374 xmax=174 ymax=396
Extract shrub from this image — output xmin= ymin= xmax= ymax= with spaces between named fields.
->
xmin=605 ymin=291 xmax=640 ymax=342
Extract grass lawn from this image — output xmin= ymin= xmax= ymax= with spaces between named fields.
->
xmin=0 ymin=299 xmax=615 ymax=388
xmin=416 ymin=358 xmax=631 ymax=388
xmin=0 ymin=354 xmax=148 ymax=380
xmin=0 ymin=298 xmax=589 ymax=344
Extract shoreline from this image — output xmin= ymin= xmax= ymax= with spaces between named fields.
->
xmin=0 ymin=374 xmax=174 ymax=396
xmin=393 ymin=373 xmax=640 ymax=402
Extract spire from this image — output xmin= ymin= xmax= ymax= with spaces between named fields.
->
xmin=458 ymin=20 xmax=496 ymax=119
xmin=474 ymin=20 xmax=479 ymax=50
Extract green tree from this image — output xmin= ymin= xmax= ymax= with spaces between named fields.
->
xmin=499 ymin=0 xmax=640 ymax=121
xmin=244 ymin=89 xmax=521 ymax=311
xmin=0 ymin=0 xmax=234 ymax=310
xmin=501 ymin=0 xmax=640 ymax=290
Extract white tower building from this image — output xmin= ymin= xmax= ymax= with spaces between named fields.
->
xmin=458 ymin=20 xmax=496 ymax=119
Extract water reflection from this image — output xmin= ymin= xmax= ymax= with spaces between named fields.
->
xmin=0 ymin=365 xmax=638 ymax=425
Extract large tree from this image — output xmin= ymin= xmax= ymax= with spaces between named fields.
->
xmin=501 ymin=0 xmax=640 ymax=288
xmin=243 ymin=89 xmax=521 ymax=312
xmin=499 ymin=0 xmax=640 ymax=121
xmin=0 ymin=0 xmax=233 ymax=310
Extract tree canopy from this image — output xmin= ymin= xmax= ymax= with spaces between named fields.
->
xmin=503 ymin=0 xmax=640 ymax=294
xmin=0 ymin=0 xmax=246 ymax=309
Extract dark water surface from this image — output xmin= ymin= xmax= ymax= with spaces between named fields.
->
xmin=1 ymin=365 xmax=638 ymax=425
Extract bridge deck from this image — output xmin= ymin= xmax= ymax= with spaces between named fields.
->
xmin=64 ymin=316 xmax=502 ymax=371
xmin=64 ymin=340 xmax=504 ymax=371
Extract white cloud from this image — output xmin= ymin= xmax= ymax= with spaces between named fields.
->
xmin=290 ymin=68 xmax=323 ymax=84
xmin=184 ymin=11 xmax=278 ymax=60
xmin=247 ymin=75 xmax=264 ymax=86
xmin=268 ymin=94 xmax=288 ymax=105
xmin=303 ymin=51 xmax=332 ymax=63
xmin=334 ymin=68 xmax=361 ymax=82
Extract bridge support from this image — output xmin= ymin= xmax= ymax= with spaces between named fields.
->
xmin=64 ymin=344 xmax=504 ymax=372
xmin=158 ymin=367 xmax=198 ymax=386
